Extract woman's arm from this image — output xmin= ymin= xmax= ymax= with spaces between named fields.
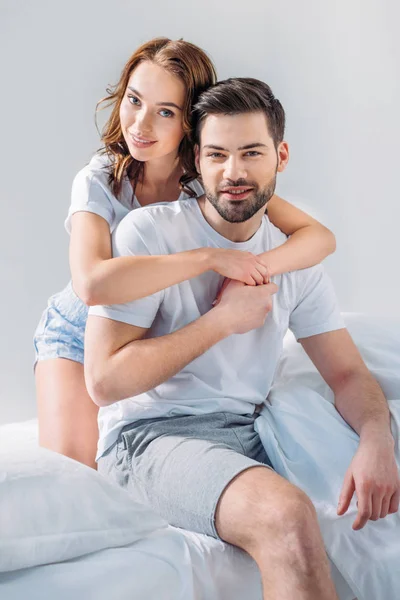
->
xmin=262 ymin=195 xmax=336 ymax=276
xmin=69 ymin=212 xmax=268 ymax=306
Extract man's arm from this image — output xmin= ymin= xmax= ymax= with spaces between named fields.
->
xmin=85 ymin=280 xmax=278 ymax=407
xmin=300 ymin=328 xmax=400 ymax=529
xmin=300 ymin=328 xmax=391 ymax=440
xmin=85 ymin=310 xmax=231 ymax=407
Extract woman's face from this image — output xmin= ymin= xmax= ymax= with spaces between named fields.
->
xmin=119 ymin=61 xmax=186 ymax=162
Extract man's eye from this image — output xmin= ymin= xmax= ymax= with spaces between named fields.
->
xmin=127 ymin=95 xmax=140 ymax=106
xmin=159 ymin=109 xmax=174 ymax=118
xmin=245 ymin=151 xmax=261 ymax=157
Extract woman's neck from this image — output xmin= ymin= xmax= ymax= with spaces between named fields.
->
xmin=134 ymin=152 xmax=183 ymax=205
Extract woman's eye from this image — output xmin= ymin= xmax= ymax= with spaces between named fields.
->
xmin=159 ymin=109 xmax=174 ymax=118
xmin=127 ymin=95 xmax=140 ymax=106
xmin=208 ymin=153 xmax=225 ymax=159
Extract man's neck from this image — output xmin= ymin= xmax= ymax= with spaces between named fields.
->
xmin=197 ymin=196 xmax=265 ymax=243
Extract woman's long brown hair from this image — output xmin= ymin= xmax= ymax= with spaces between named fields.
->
xmin=96 ymin=38 xmax=217 ymax=199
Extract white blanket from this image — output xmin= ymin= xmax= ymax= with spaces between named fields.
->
xmin=256 ymin=313 xmax=400 ymax=600
xmin=0 ymin=421 xmax=351 ymax=598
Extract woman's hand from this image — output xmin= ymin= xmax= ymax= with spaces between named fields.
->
xmin=210 ymin=248 xmax=270 ymax=286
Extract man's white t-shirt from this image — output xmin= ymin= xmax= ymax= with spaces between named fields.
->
xmin=90 ymin=199 xmax=345 ymax=459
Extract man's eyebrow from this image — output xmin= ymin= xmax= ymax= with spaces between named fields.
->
xmin=203 ymin=145 xmax=227 ymax=151
xmin=127 ymin=87 xmax=182 ymax=110
xmin=203 ymin=143 xmax=268 ymax=151
xmin=238 ymin=143 xmax=268 ymax=150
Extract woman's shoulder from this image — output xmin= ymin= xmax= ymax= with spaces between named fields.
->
xmin=73 ymin=152 xmax=113 ymax=189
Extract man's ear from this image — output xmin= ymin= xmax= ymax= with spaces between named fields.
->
xmin=276 ymin=141 xmax=289 ymax=173
xmin=194 ymin=145 xmax=200 ymax=173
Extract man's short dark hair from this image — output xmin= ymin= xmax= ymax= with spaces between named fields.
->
xmin=192 ymin=77 xmax=285 ymax=148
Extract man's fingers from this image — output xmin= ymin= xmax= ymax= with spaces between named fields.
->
xmin=379 ymin=494 xmax=392 ymax=519
xmin=388 ymin=489 xmax=400 ymax=515
xmin=337 ymin=470 xmax=355 ymax=515
xmin=352 ymin=491 xmax=372 ymax=530
xmin=213 ymin=279 xmax=231 ymax=305
xmin=371 ymin=493 xmax=384 ymax=521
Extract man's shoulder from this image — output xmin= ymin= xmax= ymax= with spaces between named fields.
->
xmin=113 ymin=198 xmax=197 ymax=254
xmin=262 ymin=214 xmax=290 ymax=253
xmin=117 ymin=198 xmax=195 ymax=229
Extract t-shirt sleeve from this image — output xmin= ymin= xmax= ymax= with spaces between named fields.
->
xmin=288 ymin=265 xmax=346 ymax=341
xmin=64 ymin=167 xmax=115 ymax=234
xmin=88 ymin=210 xmax=163 ymax=329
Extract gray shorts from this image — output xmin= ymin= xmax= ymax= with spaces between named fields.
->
xmin=98 ymin=411 xmax=273 ymax=539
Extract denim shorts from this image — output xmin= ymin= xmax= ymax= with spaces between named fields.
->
xmin=33 ymin=282 xmax=88 ymax=367
xmin=98 ymin=411 xmax=273 ymax=539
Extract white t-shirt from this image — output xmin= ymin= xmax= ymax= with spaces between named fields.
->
xmin=90 ymin=199 xmax=345 ymax=459
xmin=48 ymin=152 xmax=203 ymax=328
xmin=64 ymin=152 xmax=204 ymax=234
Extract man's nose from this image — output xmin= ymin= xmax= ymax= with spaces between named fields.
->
xmin=223 ymin=157 xmax=247 ymax=181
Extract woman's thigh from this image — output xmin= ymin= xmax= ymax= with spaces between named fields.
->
xmin=35 ymin=358 xmax=99 ymax=469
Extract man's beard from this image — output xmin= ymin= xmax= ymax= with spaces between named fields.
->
xmin=204 ymin=176 xmax=277 ymax=223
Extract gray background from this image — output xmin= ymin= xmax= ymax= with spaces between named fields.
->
xmin=1 ymin=0 xmax=399 ymax=424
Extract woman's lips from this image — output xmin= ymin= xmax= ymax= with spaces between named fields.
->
xmin=129 ymin=133 xmax=157 ymax=149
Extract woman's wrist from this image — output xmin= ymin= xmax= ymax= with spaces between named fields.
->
xmin=193 ymin=247 xmax=217 ymax=273
xmin=200 ymin=247 xmax=219 ymax=272
xmin=258 ymin=251 xmax=275 ymax=278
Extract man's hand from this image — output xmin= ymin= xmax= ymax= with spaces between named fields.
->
xmin=337 ymin=435 xmax=400 ymax=530
xmin=213 ymin=279 xmax=278 ymax=335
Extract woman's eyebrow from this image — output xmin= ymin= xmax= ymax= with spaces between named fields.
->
xmin=127 ymin=87 xmax=182 ymax=110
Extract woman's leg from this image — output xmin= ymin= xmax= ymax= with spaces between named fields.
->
xmin=35 ymin=358 xmax=99 ymax=469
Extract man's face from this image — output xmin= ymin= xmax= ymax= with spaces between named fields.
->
xmin=197 ymin=111 xmax=288 ymax=223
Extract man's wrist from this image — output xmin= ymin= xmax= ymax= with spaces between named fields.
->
xmin=206 ymin=304 xmax=235 ymax=338
xmin=359 ymin=421 xmax=394 ymax=447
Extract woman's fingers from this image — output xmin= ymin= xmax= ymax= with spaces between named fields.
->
xmin=251 ymin=269 xmax=264 ymax=285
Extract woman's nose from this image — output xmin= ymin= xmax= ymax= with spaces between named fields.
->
xmin=135 ymin=108 xmax=153 ymax=133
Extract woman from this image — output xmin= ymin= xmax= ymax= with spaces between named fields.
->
xmin=34 ymin=37 xmax=336 ymax=469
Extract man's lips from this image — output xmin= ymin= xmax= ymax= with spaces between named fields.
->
xmin=220 ymin=187 xmax=254 ymax=200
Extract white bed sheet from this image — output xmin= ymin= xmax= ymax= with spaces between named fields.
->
xmin=0 ymin=418 xmax=354 ymax=599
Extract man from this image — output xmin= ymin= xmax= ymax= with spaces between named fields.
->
xmin=85 ymin=78 xmax=399 ymax=600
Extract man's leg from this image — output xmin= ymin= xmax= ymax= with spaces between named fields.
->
xmin=98 ymin=413 xmax=339 ymax=600
xmin=216 ymin=465 xmax=339 ymax=600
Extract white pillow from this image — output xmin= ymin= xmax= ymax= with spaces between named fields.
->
xmin=0 ymin=429 xmax=167 ymax=572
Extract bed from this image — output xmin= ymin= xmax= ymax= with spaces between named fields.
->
xmin=2 ymin=313 xmax=399 ymax=600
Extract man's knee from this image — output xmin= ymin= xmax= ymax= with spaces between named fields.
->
xmin=215 ymin=466 xmax=318 ymax=555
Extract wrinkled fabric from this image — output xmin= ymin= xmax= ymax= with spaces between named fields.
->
xmin=256 ymin=313 xmax=400 ymax=600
